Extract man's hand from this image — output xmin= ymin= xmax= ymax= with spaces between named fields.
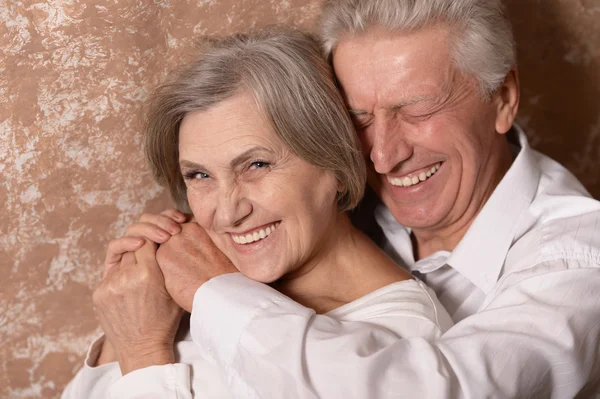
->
xmin=93 ymin=240 xmax=184 ymax=374
xmin=156 ymin=222 xmax=238 ymax=312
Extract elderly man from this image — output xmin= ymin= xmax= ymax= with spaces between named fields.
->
xmin=148 ymin=1 xmax=600 ymax=397
xmin=76 ymin=0 xmax=600 ymax=398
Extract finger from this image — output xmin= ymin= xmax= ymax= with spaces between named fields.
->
xmin=105 ymin=237 xmax=145 ymax=268
xmin=137 ymin=213 xmax=182 ymax=235
xmin=135 ymin=240 xmax=159 ymax=267
xmin=182 ymin=221 xmax=210 ymax=241
xmin=126 ymin=222 xmax=174 ymax=243
xmin=121 ymin=251 xmax=137 ymax=267
xmin=159 ymin=209 xmax=189 ymax=223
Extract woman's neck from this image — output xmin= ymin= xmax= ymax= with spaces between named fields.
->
xmin=271 ymin=213 xmax=410 ymax=314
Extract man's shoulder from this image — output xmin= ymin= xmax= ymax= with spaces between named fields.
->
xmin=506 ymin=150 xmax=600 ymax=272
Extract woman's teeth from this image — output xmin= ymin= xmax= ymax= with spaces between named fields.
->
xmin=387 ymin=163 xmax=441 ymax=187
xmin=232 ymin=222 xmax=280 ymax=245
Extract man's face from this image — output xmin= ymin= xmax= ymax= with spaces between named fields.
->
xmin=333 ymin=24 xmax=512 ymax=233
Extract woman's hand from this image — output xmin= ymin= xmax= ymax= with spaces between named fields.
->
xmin=105 ymin=209 xmax=190 ymax=270
xmin=156 ymin=222 xmax=238 ymax=312
xmin=93 ymin=239 xmax=184 ymax=375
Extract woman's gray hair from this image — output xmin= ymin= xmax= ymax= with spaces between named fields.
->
xmin=319 ymin=0 xmax=516 ymax=97
xmin=145 ymin=26 xmax=366 ymax=212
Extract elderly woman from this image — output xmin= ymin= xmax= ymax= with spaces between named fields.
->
xmin=62 ymin=27 xmax=452 ymax=398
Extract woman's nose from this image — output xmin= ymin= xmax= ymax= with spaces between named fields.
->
xmin=214 ymin=182 xmax=252 ymax=228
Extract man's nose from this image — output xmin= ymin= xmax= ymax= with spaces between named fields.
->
xmin=214 ymin=181 xmax=252 ymax=229
xmin=368 ymin=116 xmax=414 ymax=174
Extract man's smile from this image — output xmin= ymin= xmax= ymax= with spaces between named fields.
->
xmin=386 ymin=162 xmax=442 ymax=187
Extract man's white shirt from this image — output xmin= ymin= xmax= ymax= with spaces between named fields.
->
xmin=189 ymin=126 xmax=600 ymax=398
xmin=63 ymin=126 xmax=600 ymax=398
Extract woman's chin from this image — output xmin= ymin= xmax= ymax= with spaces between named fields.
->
xmin=236 ymin=264 xmax=282 ymax=284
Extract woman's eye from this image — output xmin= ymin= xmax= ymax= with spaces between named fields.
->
xmin=183 ymin=171 xmax=210 ymax=180
xmin=250 ymin=161 xmax=269 ymax=169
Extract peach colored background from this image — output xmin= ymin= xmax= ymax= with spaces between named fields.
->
xmin=1 ymin=1 xmax=599 ymax=397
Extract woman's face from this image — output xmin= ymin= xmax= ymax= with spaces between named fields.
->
xmin=178 ymin=92 xmax=340 ymax=283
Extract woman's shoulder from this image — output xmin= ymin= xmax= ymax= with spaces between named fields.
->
xmin=326 ymin=279 xmax=454 ymax=337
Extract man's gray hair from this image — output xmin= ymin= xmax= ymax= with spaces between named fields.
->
xmin=319 ymin=0 xmax=516 ymax=96
xmin=145 ymin=26 xmax=366 ymax=212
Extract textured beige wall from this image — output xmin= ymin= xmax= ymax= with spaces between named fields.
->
xmin=1 ymin=1 xmax=599 ymax=397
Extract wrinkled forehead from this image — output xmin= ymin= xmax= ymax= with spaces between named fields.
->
xmin=332 ymin=24 xmax=454 ymax=76
xmin=178 ymin=92 xmax=284 ymax=161
xmin=331 ymin=25 xmax=461 ymax=108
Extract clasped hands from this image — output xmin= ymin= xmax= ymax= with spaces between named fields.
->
xmin=92 ymin=209 xmax=237 ymax=374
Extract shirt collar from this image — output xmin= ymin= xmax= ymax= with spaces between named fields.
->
xmin=446 ymin=125 xmax=541 ymax=293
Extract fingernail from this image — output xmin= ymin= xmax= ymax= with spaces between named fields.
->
xmin=169 ymin=225 xmax=181 ymax=234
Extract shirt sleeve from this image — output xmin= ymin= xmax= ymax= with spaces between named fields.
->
xmin=108 ymin=363 xmax=193 ymax=399
xmin=61 ymin=336 xmax=193 ymax=399
xmin=61 ymin=336 xmax=121 ymax=399
xmin=190 ymin=264 xmax=600 ymax=399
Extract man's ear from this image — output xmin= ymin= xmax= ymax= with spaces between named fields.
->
xmin=494 ymin=68 xmax=520 ymax=135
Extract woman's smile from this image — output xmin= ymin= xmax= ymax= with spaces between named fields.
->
xmin=230 ymin=221 xmax=281 ymax=249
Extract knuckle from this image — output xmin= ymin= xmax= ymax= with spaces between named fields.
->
xmin=106 ymin=238 xmax=120 ymax=251
xmin=92 ymin=287 xmax=107 ymax=305
xmin=156 ymin=246 xmax=166 ymax=261
xmin=139 ymin=212 xmax=151 ymax=222
xmin=128 ymin=270 xmax=151 ymax=287
xmin=164 ymin=208 xmax=178 ymax=216
xmin=156 ymin=245 xmax=172 ymax=265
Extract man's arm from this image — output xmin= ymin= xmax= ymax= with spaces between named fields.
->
xmin=191 ymin=263 xmax=600 ymax=398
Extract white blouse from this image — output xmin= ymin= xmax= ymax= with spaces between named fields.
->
xmin=61 ymin=278 xmax=452 ymax=398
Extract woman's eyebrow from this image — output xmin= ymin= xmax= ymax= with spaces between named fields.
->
xmin=179 ymin=146 xmax=270 ymax=171
xmin=230 ymin=146 xmax=270 ymax=168
xmin=179 ymin=160 xmax=206 ymax=170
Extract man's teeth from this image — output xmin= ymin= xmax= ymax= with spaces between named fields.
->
xmin=232 ymin=223 xmax=280 ymax=245
xmin=388 ymin=163 xmax=441 ymax=187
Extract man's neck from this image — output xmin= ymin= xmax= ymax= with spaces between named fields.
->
xmin=412 ymin=138 xmax=514 ymax=261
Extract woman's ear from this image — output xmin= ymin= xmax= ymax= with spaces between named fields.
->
xmin=494 ymin=68 xmax=520 ymax=135
xmin=336 ymin=177 xmax=347 ymax=195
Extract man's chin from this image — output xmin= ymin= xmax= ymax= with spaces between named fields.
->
xmin=383 ymin=197 xmax=447 ymax=231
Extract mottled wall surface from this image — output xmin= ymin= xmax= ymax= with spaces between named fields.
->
xmin=0 ymin=1 xmax=321 ymax=397
xmin=1 ymin=0 xmax=599 ymax=397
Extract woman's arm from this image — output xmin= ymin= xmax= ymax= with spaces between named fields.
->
xmin=62 ymin=209 xmax=194 ymax=398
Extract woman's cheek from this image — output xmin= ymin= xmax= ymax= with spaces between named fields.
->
xmin=186 ymin=189 xmax=213 ymax=228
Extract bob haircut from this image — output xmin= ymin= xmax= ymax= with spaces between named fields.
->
xmin=144 ymin=26 xmax=366 ymax=212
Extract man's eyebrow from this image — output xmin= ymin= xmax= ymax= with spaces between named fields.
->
xmin=348 ymin=109 xmax=369 ymax=116
xmin=390 ymin=96 xmax=429 ymax=110
xmin=347 ymin=97 xmax=430 ymax=116
xmin=179 ymin=146 xmax=270 ymax=171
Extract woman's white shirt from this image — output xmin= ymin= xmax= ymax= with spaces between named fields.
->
xmin=61 ymin=278 xmax=452 ymax=399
